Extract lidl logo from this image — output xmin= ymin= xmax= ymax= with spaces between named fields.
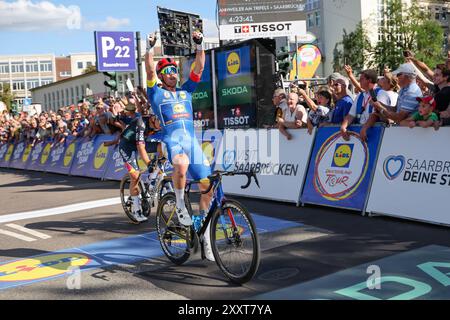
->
xmin=226 ymin=51 xmax=241 ymax=75
xmin=201 ymin=141 xmax=215 ymax=167
xmin=94 ymin=145 xmax=109 ymax=169
xmin=0 ymin=253 xmax=90 ymax=282
xmin=4 ymin=145 xmax=14 ymax=162
xmin=173 ymin=103 xmax=186 ymax=114
xmin=40 ymin=143 xmax=52 ymax=165
xmin=22 ymin=144 xmax=33 ymax=163
xmin=179 ymin=91 xmax=187 ymax=100
xmin=332 ymin=144 xmax=354 ymax=168
xmin=63 ymin=143 xmax=76 ymax=167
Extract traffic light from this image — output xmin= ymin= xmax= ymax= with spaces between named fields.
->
xmin=103 ymin=72 xmax=118 ymax=91
xmin=277 ymin=46 xmax=291 ymax=77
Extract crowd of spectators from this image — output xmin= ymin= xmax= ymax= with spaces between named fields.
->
xmin=0 ymin=87 xmax=152 ymax=146
xmin=273 ymin=50 xmax=450 ymax=140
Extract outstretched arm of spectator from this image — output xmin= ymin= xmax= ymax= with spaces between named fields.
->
xmin=340 ymin=114 xmax=354 ymax=141
xmin=344 ymin=65 xmax=364 ymax=93
xmin=298 ymin=88 xmax=318 ymax=111
xmin=408 ymin=57 xmax=434 ymax=79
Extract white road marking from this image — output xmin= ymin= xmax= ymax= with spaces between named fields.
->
xmin=0 ymin=229 xmax=36 ymax=242
xmin=0 ymin=197 xmax=121 ymax=224
xmin=5 ymin=224 xmax=52 ymax=239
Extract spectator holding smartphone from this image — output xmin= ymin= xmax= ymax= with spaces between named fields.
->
xmin=298 ymin=88 xmax=332 ymax=135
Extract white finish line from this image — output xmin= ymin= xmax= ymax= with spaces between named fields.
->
xmin=0 ymin=197 xmax=121 ymax=224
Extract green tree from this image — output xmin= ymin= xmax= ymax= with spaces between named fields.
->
xmin=333 ymin=22 xmax=374 ymax=74
xmin=0 ymin=82 xmax=15 ymax=111
xmin=374 ymin=0 xmax=444 ymax=70
xmin=82 ymin=65 xmax=97 ymax=74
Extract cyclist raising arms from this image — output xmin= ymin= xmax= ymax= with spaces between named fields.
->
xmin=145 ymin=31 xmax=215 ymax=261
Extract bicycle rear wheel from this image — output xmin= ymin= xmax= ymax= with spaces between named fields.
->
xmin=210 ymin=200 xmax=260 ymax=284
xmin=156 ymin=193 xmax=191 ymax=265
xmin=119 ymin=174 xmax=139 ymax=224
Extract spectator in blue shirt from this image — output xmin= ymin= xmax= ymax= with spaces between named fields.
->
xmin=327 ymin=76 xmax=353 ymax=125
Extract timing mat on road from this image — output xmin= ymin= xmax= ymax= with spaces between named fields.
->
xmin=0 ymin=214 xmax=301 ymax=290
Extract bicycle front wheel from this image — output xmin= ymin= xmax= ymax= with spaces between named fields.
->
xmin=210 ymin=200 xmax=260 ymax=284
xmin=156 ymin=193 xmax=191 ymax=265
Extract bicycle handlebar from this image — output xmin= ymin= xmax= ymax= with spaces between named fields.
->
xmin=200 ymin=170 xmax=260 ymax=195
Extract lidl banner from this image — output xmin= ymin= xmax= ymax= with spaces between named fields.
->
xmin=15 ymin=143 xmax=33 ymax=170
xmin=46 ymin=137 xmax=77 ymax=175
xmin=32 ymin=140 xmax=54 ymax=172
xmin=367 ymin=127 xmax=450 ymax=226
xmin=69 ymin=137 xmax=97 ymax=177
xmin=0 ymin=143 xmax=14 ymax=168
xmin=70 ymin=135 xmax=115 ymax=179
xmin=25 ymin=141 xmax=46 ymax=171
xmin=216 ymin=45 xmax=256 ymax=129
xmin=214 ymin=129 xmax=314 ymax=203
xmin=8 ymin=141 xmax=27 ymax=169
xmin=301 ymin=126 xmax=383 ymax=211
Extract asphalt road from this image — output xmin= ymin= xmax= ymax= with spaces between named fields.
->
xmin=1 ymin=167 xmax=450 ymax=301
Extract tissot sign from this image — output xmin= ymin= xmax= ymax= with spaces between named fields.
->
xmin=218 ymin=0 xmax=306 ymax=40
xmin=95 ymin=31 xmax=136 ymax=72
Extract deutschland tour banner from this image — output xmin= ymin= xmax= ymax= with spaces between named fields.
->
xmin=8 ymin=141 xmax=27 ymax=169
xmin=25 ymin=140 xmax=46 ymax=171
xmin=301 ymin=125 xmax=384 ymax=212
xmin=14 ymin=142 xmax=34 ymax=170
xmin=32 ymin=140 xmax=54 ymax=172
xmin=46 ymin=136 xmax=78 ymax=175
xmin=0 ymin=143 xmax=14 ymax=168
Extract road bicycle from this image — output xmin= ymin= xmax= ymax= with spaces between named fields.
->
xmin=120 ymin=156 xmax=174 ymax=224
xmin=155 ymin=170 xmax=261 ymax=284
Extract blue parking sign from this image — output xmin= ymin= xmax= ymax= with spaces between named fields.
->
xmin=95 ymin=31 xmax=137 ymax=72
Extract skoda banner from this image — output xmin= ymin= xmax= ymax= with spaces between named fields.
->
xmin=367 ymin=127 xmax=450 ymax=226
xmin=181 ymin=54 xmax=214 ymax=130
xmin=25 ymin=141 xmax=46 ymax=171
xmin=216 ymin=45 xmax=256 ymax=129
xmin=301 ymin=126 xmax=383 ymax=212
xmin=214 ymin=129 xmax=314 ymax=203
xmin=8 ymin=141 xmax=27 ymax=169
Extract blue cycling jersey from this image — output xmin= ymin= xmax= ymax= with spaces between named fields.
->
xmin=146 ymin=73 xmax=211 ymax=181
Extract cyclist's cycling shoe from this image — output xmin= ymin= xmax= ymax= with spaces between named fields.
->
xmin=176 ymin=207 xmax=192 ymax=227
xmin=132 ymin=210 xmax=147 ymax=223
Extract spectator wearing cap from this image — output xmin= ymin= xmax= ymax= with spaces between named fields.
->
xmin=328 ymin=76 xmax=354 ymax=125
xmin=400 ymin=96 xmax=439 ymax=129
xmin=368 ymin=63 xmax=422 ymax=126
xmin=341 ymin=69 xmax=391 ymax=140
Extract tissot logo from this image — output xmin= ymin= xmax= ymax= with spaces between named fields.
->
xmin=234 ymin=23 xmax=292 ymax=34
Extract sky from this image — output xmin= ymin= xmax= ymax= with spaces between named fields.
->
xmin=0 ymin=0 xmax=219 ymax=56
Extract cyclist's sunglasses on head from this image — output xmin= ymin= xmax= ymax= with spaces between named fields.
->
xmin=160 ymin=66 xmax=178 ymax=75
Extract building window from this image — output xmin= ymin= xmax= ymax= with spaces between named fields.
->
xmin=81 ymin=85 xmax=85 ymax=97
xmin=26 ymin=79 xmax=40 ymax=90
xmin=40 ymin=61 xmax=53 ymax=72
xmin=86 ymin=61 xmax=93 ymax=67
xmin=60 ymin=71 xmax=71 ymax=77
xmin=315 ymin=11 xmax=321 ymax=26
xmin=76 ymin=86 xmax=79 ymax=98
xmin=25 ymin=61 xmax=39 ymax=73
xmin=41 ymin=78 xmax=53 ymax=86
xmin=11 ymin=62 xmax=24 ymax=73
xmin=307 ymin=13 xmax=314 ymax=28
xmin=0 ymin=63 xmax=10 ymax=74
xmin=77 ymin=62 xmax=83 ymax=69
xmin=12 ymin=80 xmax=25 ymax=91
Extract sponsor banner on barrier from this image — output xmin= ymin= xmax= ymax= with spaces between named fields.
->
xmin=214 ymin=129 xmax=314 ymax=203
xmin=102 ymin=145 xmax=128 ymax=181
xmin=0 ymin=143 xmax=14 ymax=168
xmin=367 ymin=127 xmax=450 ymax=225
xmin=32 ymin=140 xmax=54 ymax=172
xmin=15 ymin=143 xmax=34 ymax=170
xmin=46 ymin=137 xmax=77 ymax=175
xmin=25 ymin=141 xmax=46 ymax=171
xmin=8 ymin=141 xmax=27 ymax=169
xmin=301 ymin=126 xmax=383 ymax=211
xmin=70 ymin=135 xmax=115 ymax=179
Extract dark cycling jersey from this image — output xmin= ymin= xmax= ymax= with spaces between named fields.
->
xmin=146 ymin=72 xmax=211 ymax=180
xmin=119 ymin=116 xmax=146 ymax=173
